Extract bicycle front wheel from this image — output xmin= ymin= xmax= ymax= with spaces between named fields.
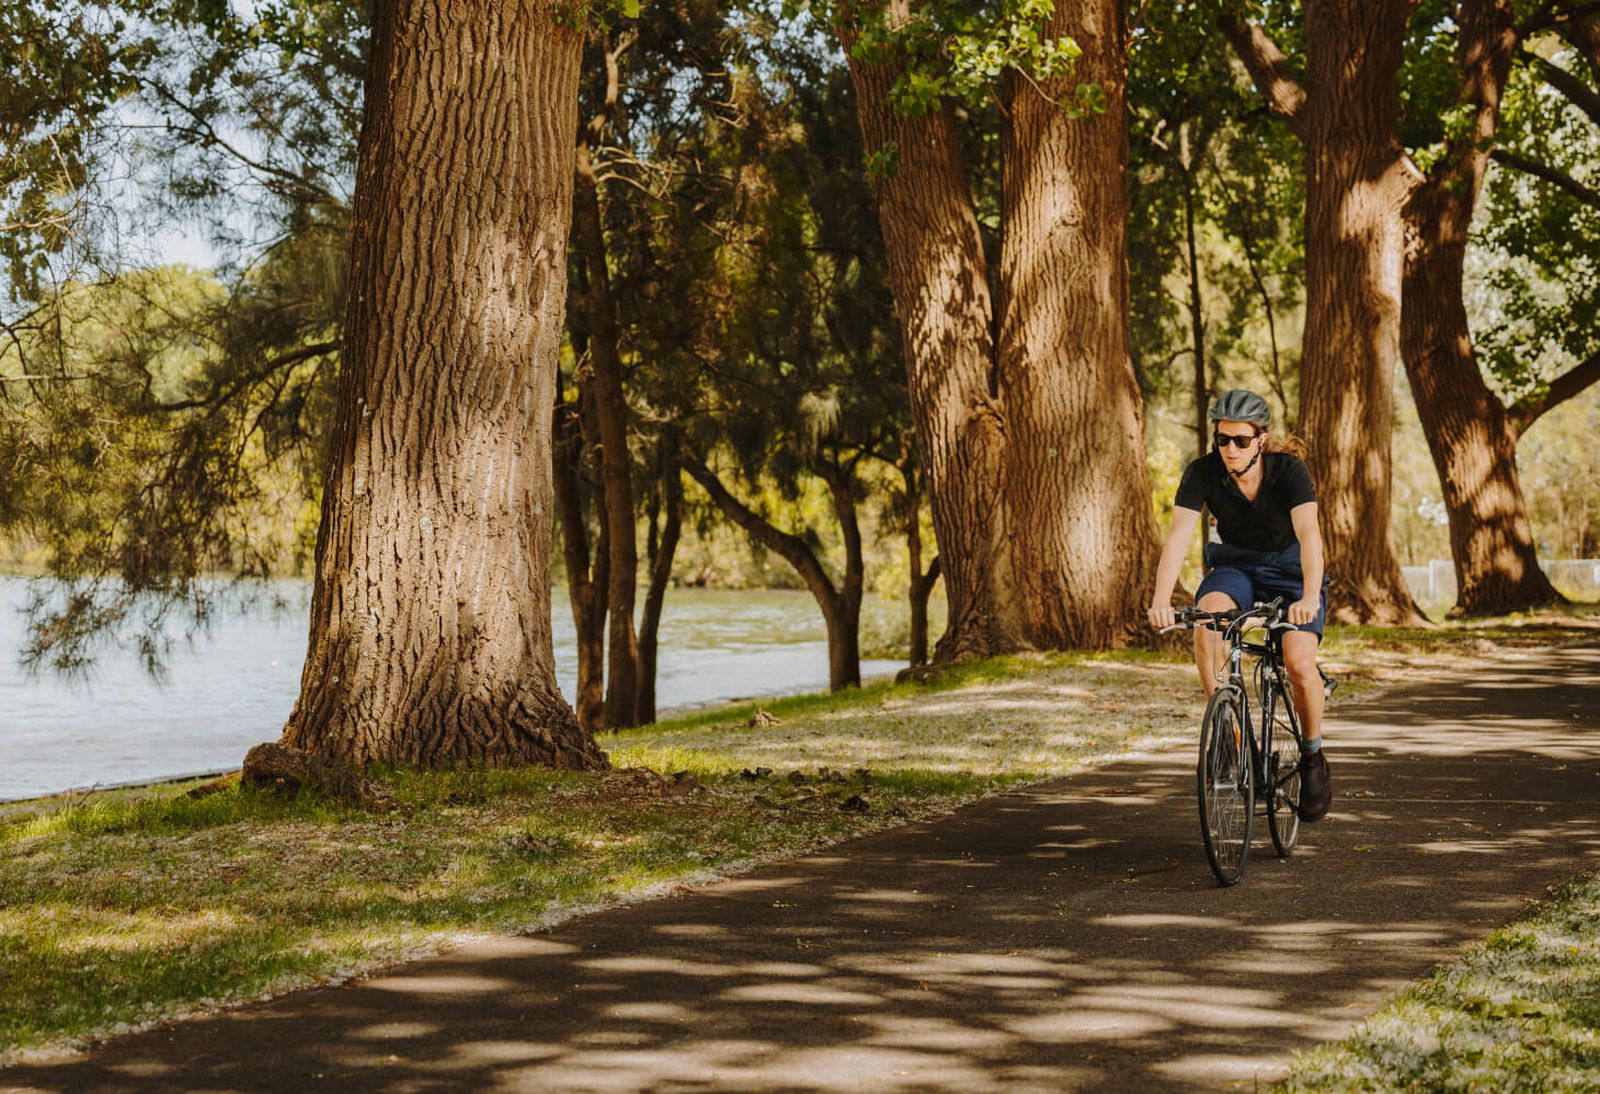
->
xmin=1265 ymin=678 xmax=1303 ymax=857
xmin=1197 ymin=685 xmax=1254 ymax=886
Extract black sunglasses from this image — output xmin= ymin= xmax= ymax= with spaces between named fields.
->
xmin=1214 ymin=431 xmax=1259 ymax=450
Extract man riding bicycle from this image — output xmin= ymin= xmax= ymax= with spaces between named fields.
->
xmin=1147 ymin=389 xmax=1332 ymax=822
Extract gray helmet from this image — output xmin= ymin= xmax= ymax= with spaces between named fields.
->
xmin=1207 ymin=389 xmax=1271 ymax=427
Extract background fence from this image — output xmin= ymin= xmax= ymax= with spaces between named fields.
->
xmin=1402 ymin=559 xmax=1600 ymax=610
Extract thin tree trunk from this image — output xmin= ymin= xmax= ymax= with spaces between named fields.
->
xmin=1401 ymin=0 xmax=1562 ymax=616
xmin=573 ymin=135 xmax=639 ymax=729
xmin=1207 ymin=153 xmax=1291 ymax=425
xmin=553 ymin=371 xmax=608 ymax=732
xmin=284 ymin=0 xmax=605 ymax=769
xmin=1222 ymin=1 xmax=1425 ymax=626
xmin=681 ymin=454 xmax=858 ymax=690
xmin=1183 ymin=170 xmax=1207 ymax=454
xmin=998 ymin=0 xmax=1161 ymax=648
xmin=900 ymin=453 xmax=938 ymax=668
xmin=636 ymin=438 xmax=681 ymax=723
xmin=1179 ymin=129 xmax=1208 ymax=455
xmin=817 ymin=456 xmax=864 ymax=689
xmin=836 ymin=8 xmax=1028 ymax=663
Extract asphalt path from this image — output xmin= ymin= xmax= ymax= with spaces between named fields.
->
xmin=7 ymin=645 xmax=1599 ymax=1092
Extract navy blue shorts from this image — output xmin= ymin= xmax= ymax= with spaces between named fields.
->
xmin=1196 ymin=541 xmax=1327 ymax=640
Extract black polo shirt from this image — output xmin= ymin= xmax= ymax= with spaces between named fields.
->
xmin=1174 ymin=450 xmax=1317 ymax=551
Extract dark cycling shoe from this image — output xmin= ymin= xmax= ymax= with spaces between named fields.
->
xmin=1297 ymin=750 xmax=1332 ymax=822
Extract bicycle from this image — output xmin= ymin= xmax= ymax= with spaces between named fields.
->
xmin=1160 ymin=597 xmax=1321 ymax=886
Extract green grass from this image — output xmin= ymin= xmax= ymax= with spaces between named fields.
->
xmin=1282 ymin=870 xmax=1600 ymax=1091
xmin=2 ymin=609 xmax=1596 ymax=1063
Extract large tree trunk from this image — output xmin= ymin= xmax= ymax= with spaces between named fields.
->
xmin=553 ymin=373 xmax=608 ymax=733
xmin=1298 ymin=0 xmax=1423 ymax=625
xmin=636 ymin=439 xmax=681 ymax=724
xmin=1401 ymin=0 xmax=1562 ymax=617
xmin=837 ymin=10 xmax=1028 ymax=663
xmin=573 ymin=139 xmax=640 ymax=728
xmin=284 ymin=0 xmax=605 ymax=769
xmin=998 ymin=0 xmax=1161 ymax=648
xmin=1223 ymin=1 xmax=1425 ymax=626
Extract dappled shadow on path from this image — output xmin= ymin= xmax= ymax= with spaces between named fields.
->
xmin=7 ymin=648 xmax=1598 ymax=1092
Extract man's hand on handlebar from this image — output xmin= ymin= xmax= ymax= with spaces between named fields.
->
xmin=1148 ymin=602 xmax=1177 ymax=631
xmin=1288 ymin=596 xmax=1317 ymax=627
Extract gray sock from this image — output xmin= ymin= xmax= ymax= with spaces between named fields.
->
xmin=1303 ymin=736 xmax=1323 ymax=755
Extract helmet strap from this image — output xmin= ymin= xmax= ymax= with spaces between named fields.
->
xmin=1229 ymin=448 xmax=1263 ymax=479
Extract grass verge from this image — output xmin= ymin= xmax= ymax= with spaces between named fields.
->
xmin=2 ymin=606 xmax=1596 ymax=1063
xmin=1282 ymin=869 xmax=1600 ymax=1090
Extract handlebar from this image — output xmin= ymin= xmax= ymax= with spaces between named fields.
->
xmin=1155 ymin=597 xmax=1290 ymax=637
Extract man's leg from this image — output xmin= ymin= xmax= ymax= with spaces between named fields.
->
xmin=1281 ymin=630 xmax=1324 ymax=742
xmin=1282 ymin=628 xmax=1332 ymax=820
xmin=1193 ymin=592 xmax=1238 ymax=697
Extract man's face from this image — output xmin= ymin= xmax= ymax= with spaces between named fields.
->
xmin=1214 ymin=420 xmax=1262 ymax=473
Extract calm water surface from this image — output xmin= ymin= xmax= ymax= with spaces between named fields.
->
xmin=0 ymin=578 xmax=903 ymax=801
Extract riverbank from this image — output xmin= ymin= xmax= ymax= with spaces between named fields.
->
xmin=3 ymin=607 xmax=1597 ymax=1067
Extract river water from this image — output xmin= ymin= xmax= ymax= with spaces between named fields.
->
xmin=0 ymin=578 xmax=905 ymax=801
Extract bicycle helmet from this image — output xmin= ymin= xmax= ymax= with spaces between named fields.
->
xmin=1207 ymin=389 xmax=1272 ymax=428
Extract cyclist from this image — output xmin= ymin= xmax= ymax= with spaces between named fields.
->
xmin=1147 ymin=389 xmax=1332 ymax=822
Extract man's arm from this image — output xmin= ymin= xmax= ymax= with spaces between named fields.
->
xmin=1148 ymin=506 xmax=1202 ymax=629
xmin=1289 ymin=501 xmax=1324 ymax=625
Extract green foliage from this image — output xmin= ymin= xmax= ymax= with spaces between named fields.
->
xmin=835 ymin=0 xmax=1090 ymax=120
xmin=1472 ymin=39 xmax=1600 ymax=404
xmin=0 ymin=4 xmax=156 ymax=298
xmin=0 ymin=261 xmax=337 ymax=671
xmin=1127 ymin=0 xmax=1304 ymax=428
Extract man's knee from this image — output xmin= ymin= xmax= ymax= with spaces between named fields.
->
xmin=1282 ymin=641 xmax=1319 ymax=685
xmin=1196 ymin=592 xmax=1238 ymax=611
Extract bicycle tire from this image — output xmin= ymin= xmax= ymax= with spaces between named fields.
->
xmin=1197 ymin=685 xmax=1254 ymax=886
xmin=1264 ymin=675 xmax=1302 ymax=856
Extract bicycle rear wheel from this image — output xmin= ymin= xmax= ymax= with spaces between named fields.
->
xmin=1197 ymin=685 xmax=1254 ymax=886
xmin=1264 ymin=677 xmax=1302 ymax=856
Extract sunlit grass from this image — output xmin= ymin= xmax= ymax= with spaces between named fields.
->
xmin=1282 ymin=870 xmax=1600 ymax=1091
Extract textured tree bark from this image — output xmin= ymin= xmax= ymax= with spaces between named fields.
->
xmin=837 ymin=10 xmax=1028 ymax=662
xmin=682 ymin=454 xmax=861 ymax=690
xmin=1400 ymin=0 xmax=1561 ymax=616
xmin=1223 ymin=0 xmax=1425 ymax=625
xmin=998 ymin=0 xmax=1161 ymax=648
xmin=573 ymin=139 xmax=640 ymax=728
xmin=636 ymin=439 xmax=681 ymax=724
xmin=283 ymin=0 xmax=606 ymax=769
xmin=553 ymin=375 xmax=608 ymax=733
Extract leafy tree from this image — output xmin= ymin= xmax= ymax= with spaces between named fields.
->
xmin=830 ymin=0 xmax=1160 ymax=657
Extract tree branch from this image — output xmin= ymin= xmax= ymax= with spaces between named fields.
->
xmin=1532 ymin=53 xmax=1600 ymax=128
xmin=1217 ymin=12 xmax=1308 ymax=138
xmin=1507 ymin=348 xmax=1600 ymax=435
xmin=679 ymin=452 xmax=839 ymax=605
xmin=1516 ymin=0 xmax=1600 ymax=39
xmin=153 ymin=339 xmax=340 ymax=412
xmin=1490 ymin=148 xmax=1600 ymax=208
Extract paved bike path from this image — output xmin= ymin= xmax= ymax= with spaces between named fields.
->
xmin=8 ymin=645 xmax=1599 ymax=1092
